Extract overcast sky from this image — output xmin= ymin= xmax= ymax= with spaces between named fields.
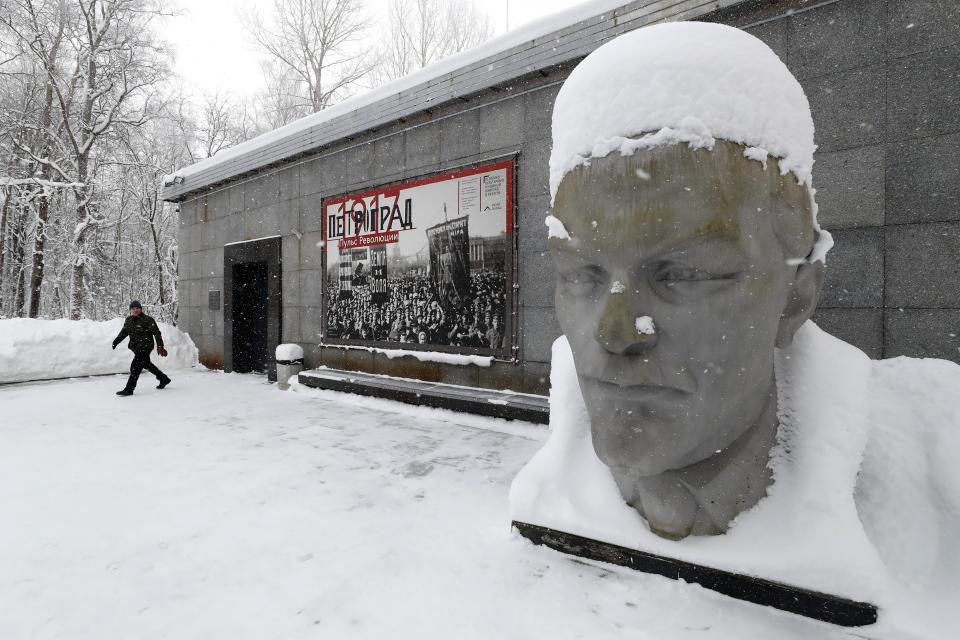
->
xmin=164 ymin=0 xmax=591 ymax=99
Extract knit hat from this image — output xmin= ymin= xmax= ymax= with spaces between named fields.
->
xmin=129 ymin=300 xmax=142 ymax=309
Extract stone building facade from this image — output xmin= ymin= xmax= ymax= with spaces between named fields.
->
xmin=163 ymin=0 xmax=960 ymax=391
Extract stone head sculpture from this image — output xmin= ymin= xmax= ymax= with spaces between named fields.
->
xmin=547 ymin=22 xmax=831 ymax=539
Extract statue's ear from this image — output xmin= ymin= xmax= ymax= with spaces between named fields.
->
xmin=776 ymin=260 xmax=823 ymax=348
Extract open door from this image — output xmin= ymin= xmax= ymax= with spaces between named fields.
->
xmin=231 ymin=260 xmax=269 ymax=373
xmin=224 ymin=236 xmax=282 ymax=380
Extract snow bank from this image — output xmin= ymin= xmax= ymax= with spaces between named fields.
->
xmin=548 ymin=22 xmax=833 ymax=262
xmin=510 ymin=326 xmax=960 ymax=637
xmin=0 ymin=318 xmax=198 ymax=384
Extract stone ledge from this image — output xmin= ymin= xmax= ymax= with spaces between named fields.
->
xmin=298 ymin=368 xmax=548 ymax=424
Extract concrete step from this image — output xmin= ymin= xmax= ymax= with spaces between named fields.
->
xmin=297 ymin=368 xmax=549 ymax=424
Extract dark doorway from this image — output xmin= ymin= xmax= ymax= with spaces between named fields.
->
xmin=224 ymin=236 xmax=282 ymax=380
xmin=231 ymin=261 xmax=269 ymax=373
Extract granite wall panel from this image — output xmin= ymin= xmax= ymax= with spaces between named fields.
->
xmin=886 ymin=132 xmax=960 ymax=224
xmin=814 ymin=145 xmax=885 ymax=229
xmin=811 ymin=308 xmax=883 ymax=359
xmin=888 ymin=42 xmax=960 ymax=140
xmin=820 ymin=228 xmax=884 ymax=308
xmin=884 ymin=308 xmax=960 ymax=360
xmin=886 ymin=0 xmax=960 ymax=57
xmin=886 ymin=222 xmax=960 ymax=308
xmin=787 ymin=0 xmax=886 ymax=79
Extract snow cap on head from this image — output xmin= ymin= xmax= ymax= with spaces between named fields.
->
xmin=549 ymin=21 xmax=829 ymax=261
xmin=549 ymin=21 xmax=816 ymax=197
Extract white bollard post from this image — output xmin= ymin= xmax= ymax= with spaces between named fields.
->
xmin=275 ymin=343 xmax=305 ymax=390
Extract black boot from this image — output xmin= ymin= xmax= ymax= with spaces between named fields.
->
xmin=116 ymin=389 xmax=134 ymax=396
xmin=157 ymin=377 xmax=171 ymax=389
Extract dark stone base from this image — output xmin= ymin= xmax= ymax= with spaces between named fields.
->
xmin=298 ymin=368 xmax=548 ymax=424
xmin=512 ymin=521 xmax=878 ymax=628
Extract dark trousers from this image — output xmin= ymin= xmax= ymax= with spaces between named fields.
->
xmin=124 ymin=350 xmax=167 ymax=391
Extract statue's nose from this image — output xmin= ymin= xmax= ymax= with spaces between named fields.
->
xmin=595 ymin=287 xmax=657 ymax=355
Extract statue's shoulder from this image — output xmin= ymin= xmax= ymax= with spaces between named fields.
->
xmin=857 ymin=354 xmax=960 ymax=581
xmin=865 ymin=355 xmax=960 ymax=456
xmin=871 ymin=355 xmax=960 ymax=424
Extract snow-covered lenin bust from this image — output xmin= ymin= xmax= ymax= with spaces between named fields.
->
xmin=512 ymin=21 xmax=960 ymax=625
xmin=531 ymin=20 xmax=828 ymax=540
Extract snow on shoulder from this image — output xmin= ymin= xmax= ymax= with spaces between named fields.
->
xmin=0 ymin=318 xmax=198 ymax=384
xmin=549 ymin=22 xmax=816 ymax=200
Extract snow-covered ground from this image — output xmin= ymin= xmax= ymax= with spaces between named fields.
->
xmin=0 ymin=370 xmax=866 ymax=639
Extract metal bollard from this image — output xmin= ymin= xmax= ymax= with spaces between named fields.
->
xmin=276 ymin=358 xmax=303 ymax=390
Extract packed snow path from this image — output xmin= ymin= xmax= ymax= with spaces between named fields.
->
xmin=1 ymin=370 xmax=867 ymax=639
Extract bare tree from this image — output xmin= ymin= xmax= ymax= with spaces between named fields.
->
xmin=375 ymin=0 xmax=493 ymax=84
xmin=7 ymin=0 xmax=171 ymax=319
xmin=20 ymin=0 xmax=66 ymax=318
xmin=178 ymin=89 xmax=262 ymax=162
xmin=0 ymin=0 xmax=493 ymax=325
xmin=258 ymin=59 xmax=313 ymax=128
xmin=194 ymin=90 xmax=259 ymax=159
xmin=112 ymin=113 xmax=186 ymax=322
xmin=239 ymin=0 xmax=372 ymax=116
xmin=1 ymin=0 xmax=175 ymax=320
xmin=0 ymin=0 xmax=60 ymax=316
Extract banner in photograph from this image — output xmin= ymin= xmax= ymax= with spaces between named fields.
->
xmin=322 ymin=159 xmax=513 ymax=352
xmin=427 ymin=216 xmax=470 ymax=309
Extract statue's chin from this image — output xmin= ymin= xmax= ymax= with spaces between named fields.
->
xmin=589 ymin=422 xmax=679 ymax=479
xmin=579 ymin=376 xmax=696 ymax=476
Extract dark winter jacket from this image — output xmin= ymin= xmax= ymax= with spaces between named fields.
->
xmin=113 ymin=313 xmax=164 ymax=353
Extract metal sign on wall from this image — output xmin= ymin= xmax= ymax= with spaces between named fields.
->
xmin=321 ymin=158 xmax=514 ymax=356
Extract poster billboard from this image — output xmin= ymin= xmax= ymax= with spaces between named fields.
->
xmin=322 ymin=159 xmax=513 ymax=354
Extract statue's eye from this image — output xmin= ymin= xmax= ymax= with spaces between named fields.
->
xmin=653 ymin=265 xmax=738 ymax=293
xmin=655 ymin=267 xmax=717 ymax=282
xmin=560 ymin=267 xmax=603 ymax=295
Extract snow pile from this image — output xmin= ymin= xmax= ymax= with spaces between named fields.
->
xmin=325 ymin=343 xmax=493 ymax=367
xmin=379 ymin=348 xmax=493 ymax=367
xmin=548 ymin=22 xmax=832 ymax=262
xmin=510 ymin=325 xmax=960 ymax=638
xmin=276 ymin=343 xmax=304 ymax=361
xmin=0 ymin=318 xmax=198 ymax=384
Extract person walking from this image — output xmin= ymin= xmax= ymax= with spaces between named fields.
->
xmin=112 ymin=301 xmax=171 ymax=396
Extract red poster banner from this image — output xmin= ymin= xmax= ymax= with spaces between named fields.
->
xmin=321 ymin=159 xmax=513 ymax=353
